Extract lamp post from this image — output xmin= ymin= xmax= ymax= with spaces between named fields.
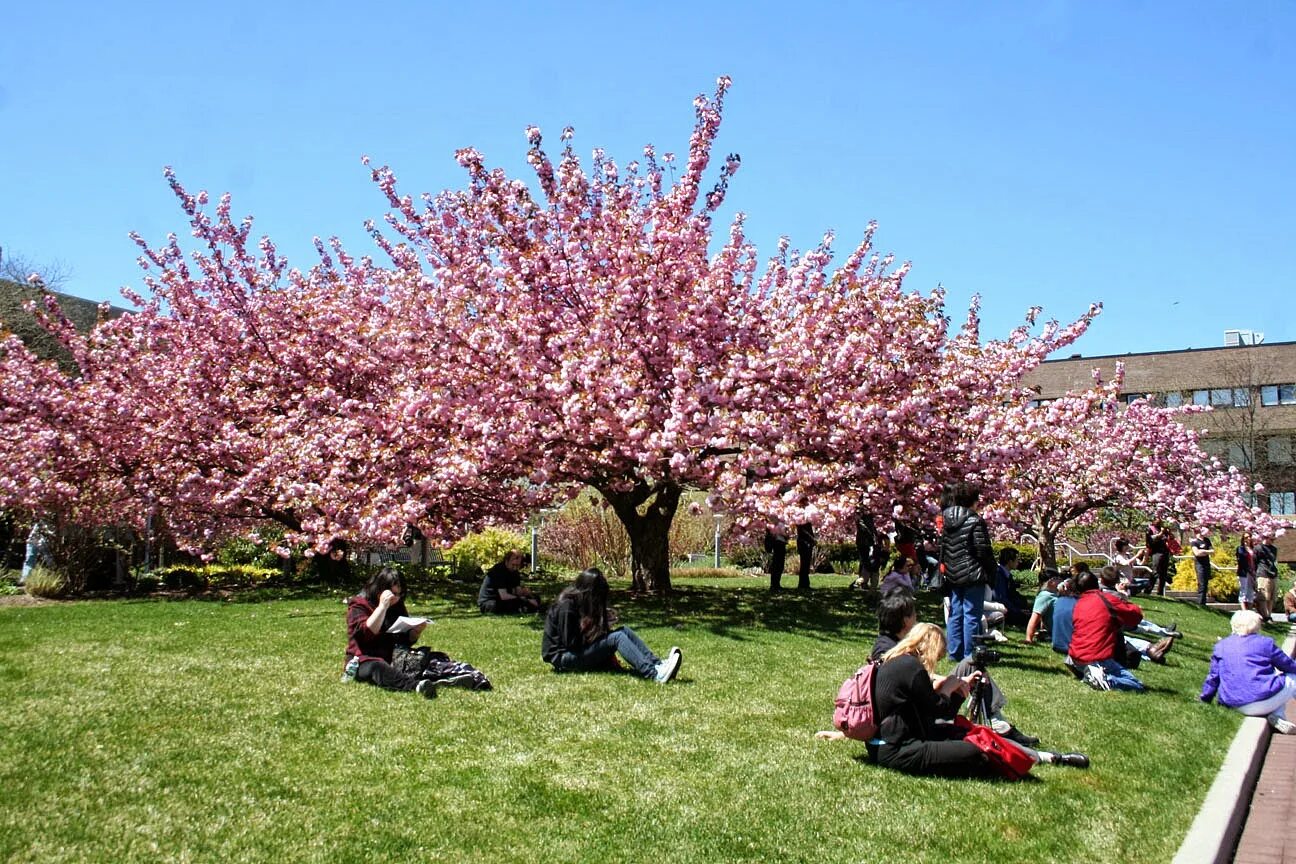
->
xmin=713 ymin=514 xmax=724 ymax=568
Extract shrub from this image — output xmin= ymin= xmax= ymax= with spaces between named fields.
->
xmin=992 ymin=542 xmax=1037 ymax=571
xmin=215 ymin=528 xmax=289 ymax=569
xmin=447 ymin=527 xmax=528 ymax=577
xmin=24 ymin=565 xmax=68 ymax=598
xmin=540 ymin=494 xmax=632 ymax=579
xmin=136 ymin=564 xmax=279 ymax=593
xmin=1172 ymin=540 xmax=1240 ymax=602
xmin=669 ymin=567 xmax=747 ymax=580
xmin=0 ymin=571 xmax=20 ymax=596
xmin=725 ymin=544 xmax=764 ymax=569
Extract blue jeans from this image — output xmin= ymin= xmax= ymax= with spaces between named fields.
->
xmin=1092 ymin=658 xmax=1145 ymax=692
xmin=947 ymin=585 xmax=984 ymax=661
xmin=554 ymin=627 xmax=660 ymax=678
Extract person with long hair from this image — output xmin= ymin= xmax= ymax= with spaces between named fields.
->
xmin=862 ymin=623 xmax=1088 ymax=777
xmin=542 ymin=568 xmax=682 ymax=683
xmin=344 ymin=567 xmax=436 ymax=698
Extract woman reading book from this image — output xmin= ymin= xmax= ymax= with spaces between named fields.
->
xmin=344 ymin=567 xmax=439 ymax=697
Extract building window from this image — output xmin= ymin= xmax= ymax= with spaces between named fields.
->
xmin=1121 ymin=393 xmax=1144 ymax=405
xmin=1164 ymin=391 xmax=1183 ymax=408
xmin=1228 ymin=442 xmax=1252 ymax=469
xmin=1260 ymin=384 xmax=1296 ymax=406
xmin=1193 ymin=390 xmax=1210 ymax=406
xmin=1232 ymin=388 xmax=1251 ymax=407
xmin=1269 ymin=436 xmax=1294 ymax=466
xmin=1271 ymin=492 xmax=1296 ymax=516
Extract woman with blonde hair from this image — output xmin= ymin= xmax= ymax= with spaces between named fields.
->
xmin=1201 ymin=610 xmax=1296 ymax=733
xmin=844 ymin=623 xmax=1088 ymax=777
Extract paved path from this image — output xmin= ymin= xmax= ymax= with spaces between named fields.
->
xmin=1233 ymin=697 xmax=1296 ymax=864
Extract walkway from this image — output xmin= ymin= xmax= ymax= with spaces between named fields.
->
xmin=1233 ymin=699 xmax=1296 ymax=864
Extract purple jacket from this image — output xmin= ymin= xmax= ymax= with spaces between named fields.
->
xmin=1200 ymin=634 xmax=1296 ymax=707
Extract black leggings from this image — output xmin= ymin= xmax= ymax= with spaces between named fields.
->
xmin=356 ymin=659 xmax=421 ymax=692
xmin=874 ymin=730 xmax=994 ymax=779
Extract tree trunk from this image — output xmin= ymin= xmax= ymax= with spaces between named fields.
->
xmin=1036 ymin=526 xmax=1058 ymax=571
xmin=599 ymin=480 xmax=681 ymax=594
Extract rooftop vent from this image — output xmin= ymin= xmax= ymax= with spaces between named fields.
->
xmin=1224 ymin=329 xmax=1265 ymax=347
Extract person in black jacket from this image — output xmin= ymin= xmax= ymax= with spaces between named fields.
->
xmin=542 ymin=568 xmax=682 ymax=683
xmin=939 ymin=483 xmax=996 ymax=661
xmin=795 ymin=522 xmax=816 ymax=591
xmin=865 ymin=623 xmax=1088 ymax=777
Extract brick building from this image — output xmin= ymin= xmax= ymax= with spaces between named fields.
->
xmin=1024 ymin=335 xmax=1296 ymax=562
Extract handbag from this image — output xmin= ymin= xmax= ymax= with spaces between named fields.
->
xmin=954 ymin=715 xmax=1034 ymax=780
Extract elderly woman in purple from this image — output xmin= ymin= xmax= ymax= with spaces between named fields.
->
xmin=1200 ymin=610 xmax=1296 ymax=734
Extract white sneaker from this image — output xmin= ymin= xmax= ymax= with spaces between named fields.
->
xmin=990 ymin=718 xmax=1012 ymax=735
xmin=989 ymin=629 xmax=1008 ymax=644
xmin=654 ymin=648 xmax=682 ymax=684
xmin=1271 ymin=717 xmax=1296 ymax=735
xmin=1083 ymin=664 xmax=1111 ymax=691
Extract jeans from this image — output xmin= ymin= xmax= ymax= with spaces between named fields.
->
xmin=1196 ymin=566 xmax=1211 ymax=605
xmin=1234 ymin=674 xmax=1296 ymax=721
xmin=1091 ymin=658 xmax=1145 ymax=692
xmin=947 ymin=585 xmax=984 ymax=661
xmin=554 ymin=627 xmax=660 ymax=678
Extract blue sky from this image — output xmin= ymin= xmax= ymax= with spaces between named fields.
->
xmin=2 ymin=1 xmax=1292 ymax=357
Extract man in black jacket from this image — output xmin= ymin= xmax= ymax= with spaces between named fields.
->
xmin=939 ymin=483 xmax=996 ymax=662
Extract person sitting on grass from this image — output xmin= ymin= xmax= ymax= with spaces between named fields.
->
xmin=824 ymin=623 xmax=1088 ymax=777
xmin=869 ymin=590 xmax=1038 ymax=747
xmin=1201 ymin=610 xmax=1296 ymax=734
xmin=542 ymin=568 xmax=681 ymax=683
xmin=990 ymin=548 xmax=1031 ymax=628
xmin=1097 ymin=566 xmax=1182 ymax=643
xmin=1025 ymin=570 xmax=1062 ymax=644
xmin=1068 ymin=571 xmax=1153 ymax=691
xmin=478 ymin=549 xmax=541 ymax=615
xmin=344 ymin=567 xmax=437 ymax=699
xmin=879 ymin=556 xmax=916 ymax=595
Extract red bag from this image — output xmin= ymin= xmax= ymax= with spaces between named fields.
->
xmin=954 ymin=715 xmax=1034 ymax=780
xmin=1166 ymin=536 xmax=1182 ymax=555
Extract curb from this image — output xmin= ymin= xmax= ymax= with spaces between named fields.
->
xmin=1170 ymin=624 xmax=1296 ymax=864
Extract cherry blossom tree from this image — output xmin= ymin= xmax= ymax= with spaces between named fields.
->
xmin=985 ymin=366 xmax=1286 ymax=568
xmin=0 ymin=176 xmax=537 ymax=556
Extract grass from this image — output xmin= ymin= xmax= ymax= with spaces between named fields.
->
xmin=0 ymin=573 xmax=1271 ymax=864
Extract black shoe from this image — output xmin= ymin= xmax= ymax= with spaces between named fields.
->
xmin=1165 ymin=621 xmax=1183 ymax=638
xmin=1055 ymin=752 xmax=1090 ymax=769
xmin=1004 ymin=726 xmax=1041 ymax=748
xmin=415 ymin=679 xmax=438 ymax=699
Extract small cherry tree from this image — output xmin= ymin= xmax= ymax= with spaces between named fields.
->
xmin=986 ymin=367 xmax=1285 ymax=568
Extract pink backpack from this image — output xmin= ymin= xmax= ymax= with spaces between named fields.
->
xmin=833 ymin=662 xmax=880 ymax=740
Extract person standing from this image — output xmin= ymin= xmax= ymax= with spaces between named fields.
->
xmin=1191 ymin=530 xmax=1214 ymax=606
xmin=938 ymin=482 xmax=996 ymax=661
xmin=1236 ymin=535 xmax=1256 ymax=612
xmin=795 ymin=522 xmax=815 ymax=591
xmin=1254 ymin=536 xmax=1280 ymax=622
xmin=854 ymin=511 xmax=878 ymax=589
xmin=764 ymin=528 xmax=788 ymax=593
xmin=1145 ymin=522 xmax=1172 ymax=596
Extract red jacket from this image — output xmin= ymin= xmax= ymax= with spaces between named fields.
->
xmin=1069 ymin=590 xmax=1143 ymax=664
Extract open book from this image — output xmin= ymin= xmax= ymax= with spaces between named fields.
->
xmin=386 ymin=616 xmax=430 ymax=635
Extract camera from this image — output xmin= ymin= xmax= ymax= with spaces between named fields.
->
xmin=969 ymin=634 xmax=1001 ymax=667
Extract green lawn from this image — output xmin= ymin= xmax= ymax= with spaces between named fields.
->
xmin=0 ymin=574 xmax=1264 ymax=864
